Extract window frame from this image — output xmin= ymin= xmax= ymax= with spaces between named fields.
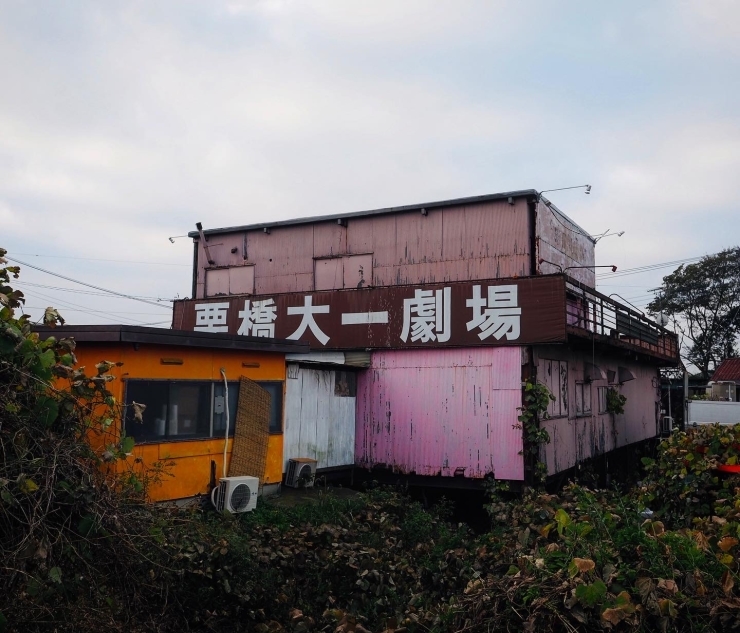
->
xmin=123 ymin=378 xmax=285 ymax=443
xmin=541 ymin=359 xmax=569 ymax=419
xmin=597 ymin=386 xmax=608 ymax=414
xmin=575 ymin=381 xmax=592 ymax=417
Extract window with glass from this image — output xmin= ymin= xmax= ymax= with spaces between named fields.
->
xmin=598 ymin=386 xmax=608 ymax=414
xmin=124 ymin=380 xmax=283 ymax=442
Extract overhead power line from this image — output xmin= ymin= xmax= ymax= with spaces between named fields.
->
xmin=15 ymin=280 xmax=167 ymax=301
xmin=6 ymin=256 xmax=173 ymax=309
xmin=596 ymin=255 xmax=706 ymax=279
xmin=22 ymin=289 xmax=162 ymax=326
xmin=12 ymin=252 xmax=190 ymax=267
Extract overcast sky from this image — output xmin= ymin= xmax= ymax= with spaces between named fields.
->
xmin=2 ymin=1 xmax=739 ymax=327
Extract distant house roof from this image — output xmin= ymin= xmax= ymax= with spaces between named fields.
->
xmin=712 ymin=358 xmax=740 ymax=382
xmin=186 ymin=189 xmax=592 ymax=241
xmin=34 ymin=324 xmax=309 ymax=354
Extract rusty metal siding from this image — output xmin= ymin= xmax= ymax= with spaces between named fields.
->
xmin=536 ymin=347 xmax=659 ymax=475
xmin=313 ymin=223 xmax=347 ymax=258
xmin=355 ymin=347 xmax=524 ymax=481
xmin=251 ymin=226 xmax=316 ymax=295
xmin=194 ymin=197 xmax=532 ymax=298
xmin=535 ymin=201 xmax=595 ymax=286
xmin=284 ymin=365 xmax=355 ymax=471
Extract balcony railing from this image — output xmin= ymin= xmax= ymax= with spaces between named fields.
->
xmin=565 ymin=277 xmax=679 ymax=364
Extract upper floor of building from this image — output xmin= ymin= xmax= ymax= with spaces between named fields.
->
xmin=188 ymin=189 xmax=596 ymax=300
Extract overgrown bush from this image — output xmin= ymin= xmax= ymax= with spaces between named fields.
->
xmin=640 ymin=424 xmax=740 ymax=525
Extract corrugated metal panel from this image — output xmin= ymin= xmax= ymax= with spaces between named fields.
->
xmin=688 ymin=401 xmax=740 ymax=425
xmin=344 ymin=351 xmax=371 ymax=367
xmin=313 ymin=223 xmax=347 ymax=258
xmin=286 ymin=351 xmax=346 ymax=365
xmin=712 ymin=358 xmax=740 ymax=382
xmin=394 ymin=211 xmax=443 ymax=264
xmin=355 ymin=347 xmax=524 ymax=480
xmin=535 ymin=202 xmax=595 ymax=287
xmin=343 ymin=254 xmax=373 ymax=289
xmin=283 ymin=366 xmax=355 ymax=471
xmin=537 ymin=349 xmax=659 ymax=475
xmin=315 ymin=257 xmax=343 ymax=290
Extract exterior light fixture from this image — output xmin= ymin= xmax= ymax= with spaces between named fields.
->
xmin=539 ymin=184 xmax=592 ymax=197
xmin=420 ymin=208 xmax=428 ymax=216
xmin=538 ymin=258 xmax=563 ymax=272
xmin=564 ymin=264 xmax=618 ymax=274
xmin=168 ymin=235 xmax=188 ymax=243
xmin=593 ymin=229 xmax=625 ymax=243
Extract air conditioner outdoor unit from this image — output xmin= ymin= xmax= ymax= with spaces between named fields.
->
xmin=285 ymin=458 xmax=317 ymax=488
xmin=210 ymin=476 xmax=259 ymax=513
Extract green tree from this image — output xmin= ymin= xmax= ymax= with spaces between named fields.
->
xmin=648 ymin=247 xmax=740 ymax=377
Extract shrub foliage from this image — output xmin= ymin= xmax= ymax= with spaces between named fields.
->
xmin=2 ymin=251 xmax=740 ymax=632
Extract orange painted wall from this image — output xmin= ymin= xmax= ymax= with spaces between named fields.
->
xmin=74 ymin=342 xmax=286 ymax=501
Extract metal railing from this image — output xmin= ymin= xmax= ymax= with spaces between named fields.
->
xmin=565 ymin=277 xmax=679 ymax=363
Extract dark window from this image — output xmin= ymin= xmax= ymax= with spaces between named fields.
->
xmin=334 ymin=371 xmax=357 ymax=397
xmin=598 ymin=386 xmax=608 ymax=414
xmin=125 ymin=379 xmax=284 ymax=441
xmin=258 ymin=382 xmax=284 ymax=434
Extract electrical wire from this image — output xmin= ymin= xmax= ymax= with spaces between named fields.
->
xmin=15 ymin=280 xmax=169 ymax=301
xmin=596 ymin=255 xmax=705 ymax=279
xmin=21 ymin=288 xmax=164 ymax=326
xmin=6 ymin=256 xmax=173 ymax=308
xmin=12 ymin=252 xmax=190 ymax=267
xmin=538 ymin=198 xmax=593 ymax=239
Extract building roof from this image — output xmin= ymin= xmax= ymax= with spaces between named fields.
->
xmin=33 ymin=324 xmax=309 ymax=354
xmin=187 ymin=188 xmax=589 ymax=238
xmin=712 ymin=358 xmax=740 ymax=382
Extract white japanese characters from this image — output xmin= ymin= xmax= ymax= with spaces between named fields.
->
xmin=466 ymin=284 xmax=521 ymax=341
xmin=400 ymin=288 xmax=451 ymax=343
xmin=193 ymin=303 xmax=230 ymax=332
xmin=237 ymin=298 xmax=277 ymax=337
xmin=192 ymin=282 xmax=524 ymax=345
xmin=287 ymin=296 xmax=330 ymax=345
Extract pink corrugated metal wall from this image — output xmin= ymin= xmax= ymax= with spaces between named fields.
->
xmin=536 ymin=348 xmax=659 ymax=475
xmin=356 ymin=347 xmax=524 ymax=480
xmin=195 ymin=198 xmax=532 ymax=298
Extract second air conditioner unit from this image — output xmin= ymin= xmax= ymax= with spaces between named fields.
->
xmin=211 ymin=476 xmax=259 ymax=513
xmin=285 ymin=458 xmax=317 ymax=488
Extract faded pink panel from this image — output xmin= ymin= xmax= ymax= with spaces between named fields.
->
xmin=343 ymin=254 xmax=372 ymax=289
xmin=205 ymin=269 xmax=229 ymax=296
xmin=440 ymin=199 xmax=530 ymax=273
xmin=254 ymin=273 xmax=313 ymax=295
xmin=228 ymin=265 xmax=255 ymax=295
xmin=249 ymin=226 xmax=315 ymax=276
xmin=356 ymin=347 xmax=524 ymax=481
xmin=315 ymin=258 xmax=343 ymax=291
xmin=346 ymin=216 xmax=374 ymax=254
xmin=370 ymin=216 xmax=397 ymax=269
xmin=466 ymin=255 xmax=530 ymax=280
xmin=313 ymin=223 xmax=347 ymax=258
xmin=394 ymin=211 xmax=443 ymax=265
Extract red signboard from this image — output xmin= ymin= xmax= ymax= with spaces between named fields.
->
xmin=171 ymin=276 xmax=567 ymax=350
